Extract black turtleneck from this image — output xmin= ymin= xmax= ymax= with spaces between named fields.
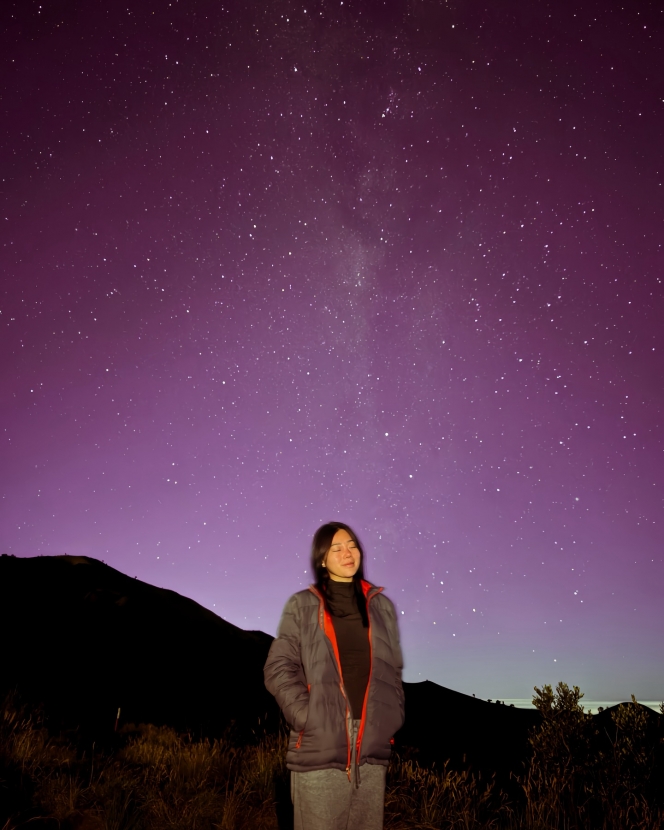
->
xmin=326 ymin=580 xmax=371 ymax=718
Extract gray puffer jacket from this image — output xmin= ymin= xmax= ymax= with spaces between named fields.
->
xmin=264 ymin=581 xmax=405 ymax=773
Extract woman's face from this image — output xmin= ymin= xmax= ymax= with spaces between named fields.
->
xmin=323 ymin=529 xmax=361 ymax=582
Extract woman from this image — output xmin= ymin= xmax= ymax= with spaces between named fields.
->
xmin=264 ymin=522 xmax=405 ymax=830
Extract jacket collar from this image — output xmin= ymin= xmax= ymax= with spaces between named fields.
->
xmin=360 ymin=579 xmax=383 ymax=599
xmin=309 ymin=580 xmax=383 ymax=600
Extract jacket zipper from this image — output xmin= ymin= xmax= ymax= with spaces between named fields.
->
xmin=355 ymin=584 xmax=383 ymax=770
xmin=308 ymin=583 xmax=384 ymax=779
xmin=309 ymin=586 xmax=352 ymax=779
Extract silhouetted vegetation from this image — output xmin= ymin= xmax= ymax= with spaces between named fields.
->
xmin=1 ymin=685 xmax=662 ymax=829
xmin=0 ymin=695 xmax=287 ymax=830
xmin=521 ymin=682 xmax=663 ymax=830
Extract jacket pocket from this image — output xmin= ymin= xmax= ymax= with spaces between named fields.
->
xmin=294 ymin=685 xmax=311 ymax=748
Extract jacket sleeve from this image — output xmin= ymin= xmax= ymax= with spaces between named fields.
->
xmin=263 ymin=594 xmax=310 ymax=732
xmin=382 ymin=596 xmax=406 ymax=728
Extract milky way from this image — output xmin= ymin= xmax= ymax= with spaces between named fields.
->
xmin=1 ymin=0 xmax=662 ymax=700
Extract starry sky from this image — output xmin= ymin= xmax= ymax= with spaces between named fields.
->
xmin=2 ymin=0 xmax=663 ymax=702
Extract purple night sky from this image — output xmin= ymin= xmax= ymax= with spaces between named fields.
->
xmin=2 ymin=0 xmax=662 ymax=701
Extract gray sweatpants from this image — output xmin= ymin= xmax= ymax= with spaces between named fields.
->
xmin=290 ymin=719 xmax=387 ymax=830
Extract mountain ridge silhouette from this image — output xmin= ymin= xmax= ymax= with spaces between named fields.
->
xmin=1 ymin=552 xmax=541 ymax=775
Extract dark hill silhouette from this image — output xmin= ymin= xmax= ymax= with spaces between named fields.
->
xmin=1 ymin=553 xmax=540 ymax=777
xmin=0 ymin=553 xmax=279 ymax=741
xmin=397 ymin=680 xmax=540 ymax=777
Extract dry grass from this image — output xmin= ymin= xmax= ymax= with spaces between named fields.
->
xmin=385 ymin=757 xmax=513 ymax=829
xmin=1 ymin=687 xmax=661 ymax=830
xmin=0 ymin=700 xmax=286 ymax=830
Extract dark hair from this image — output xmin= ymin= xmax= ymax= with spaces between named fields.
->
xmin=311 ymin=522 xmax=368 ymax=627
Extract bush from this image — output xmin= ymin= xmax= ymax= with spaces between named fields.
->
xmin=520 ymin=683 xmax=662 ymax=830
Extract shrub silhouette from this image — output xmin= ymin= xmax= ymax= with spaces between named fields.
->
xmin=521 ymin=683 xmax=662 ymax=830
xmin=523 ymin=682 xmax=599 ymax=824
